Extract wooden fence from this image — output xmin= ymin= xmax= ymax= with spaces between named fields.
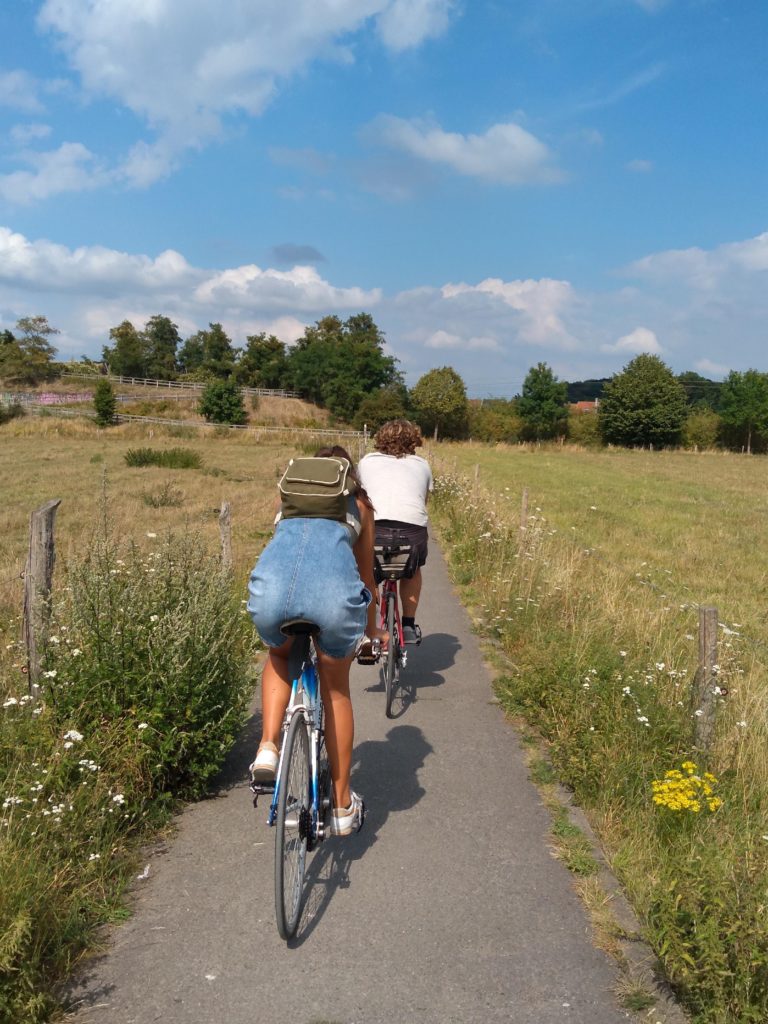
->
xmin=61 ymin=371 xmax=299 ymax=399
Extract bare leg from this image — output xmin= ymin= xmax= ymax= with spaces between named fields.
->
xmin=399 ymin=567 xmax=422 ymax=619
xmin=259 ymin=638 xmax=292 ymax=747
xmin=316 ymin=649 xmax=355 ymax=808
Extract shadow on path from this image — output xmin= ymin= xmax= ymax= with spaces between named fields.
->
xmin=287 ymin=724 xmax=432 ymax=947
xmin=363 ymin=631 xmax=461 ymax=718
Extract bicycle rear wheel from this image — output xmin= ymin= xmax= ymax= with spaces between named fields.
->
xmin=275 ymin=712 xmax=310 ymax=940
xmin=384 ymin=597 xmax=399 ymax=718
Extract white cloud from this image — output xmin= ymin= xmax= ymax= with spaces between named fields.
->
xmin=0 ymin=227 xmax=201 ymax=294
xmin=376 ymin=0 xmax=455 ymax=51
xmin=695 ymin=358 xmax=729 ymax=378
xmin=602 ymin=326 xmax=662 ymax=355
xmin=10 ymin=123 xmax=52 ymax=145
xmin=0 ymin=143 xmax=111 ymax=204
xmin=0 ymin=70 xmax=45 ymax=113
xmin=195 ymin=263 xmax=380 ymax=312
xmin=577 ymin=64 xmax=665 ymax=112
xmin=625 ymin=232 xmax=768 ymax=289
xmin=424 ymin=329 xmax=500 ymax=351
xmin=626 ymin=158 xmax=653 ymax=173
xmin=370 ymin=115 xmax=563 ymax=185
xmin=36 ymin=1 xmax=458 ymax=159
xmin=442 ymin=277 xmax=578 ymax=348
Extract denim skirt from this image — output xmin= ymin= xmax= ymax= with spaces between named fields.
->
xmin=247 ymin=517 xmax=370 ymax=659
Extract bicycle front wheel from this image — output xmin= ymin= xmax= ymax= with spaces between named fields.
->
xmin=384 ymin=596 xmax=399 ymax=718
xmin=275 ymin=712 xmax=310 ymax=940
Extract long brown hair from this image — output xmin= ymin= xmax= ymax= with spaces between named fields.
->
xmin=314 ymin=445 xmax=374 ymax=511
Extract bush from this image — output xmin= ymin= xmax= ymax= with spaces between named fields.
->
xmin=682 ymin=408 xmax=721 ymax=450
xmin=567 ymin=411 xmax=602 ymax=447
xmin=93 ymin=379 xmax=116 ymax=427
xmin=141 ymin=482 xmax=184 ymax=507
xmin=124 ymin=447 xmax=202 ymax=469
xmin=198 ymin=379 xmax=247 ymax=425
xmin=0 ymin=402 xmax=25 ymax=425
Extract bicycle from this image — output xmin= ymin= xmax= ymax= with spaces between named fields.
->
xmin=250 ymin=619 xmax=335 ymax=940
xmin=374 ymin=540 xmax=413 ymax=718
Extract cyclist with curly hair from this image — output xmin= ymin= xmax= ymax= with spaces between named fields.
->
xmin=358 ymin=419 xmax=433 ymax=645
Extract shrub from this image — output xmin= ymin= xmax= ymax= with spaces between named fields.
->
xmin=141 ymin=482 xmax=184 ymax=507
xmin=124 ymin=447 xmax=202 ymax=469
xmin=567 ymin=410 xmax=602 ymax=447
xmin=93 ymin=379 xmax=116 ymax=427
xmin=198 ymin=379 xmax=247 ymax=425
xmin=682 ymin=407 xmax=721 ymax=450
xmin=0 ymin=402 xmax=25 ymax=425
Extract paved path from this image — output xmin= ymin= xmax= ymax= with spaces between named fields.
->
xmin=69 ymin=537 xmax=630 ymax=1024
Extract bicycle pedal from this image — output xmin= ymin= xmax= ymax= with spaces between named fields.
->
xmin=356 ymin=638 xmax=381 ymax=665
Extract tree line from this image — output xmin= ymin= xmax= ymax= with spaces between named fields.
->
xmin=2 ymin=313 xmax=767 ymax=452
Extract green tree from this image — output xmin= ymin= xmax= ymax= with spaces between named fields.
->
xmin=286 ymin=313 xmax=401 ymax=422
xmin=103 ymin=320 xmax=147 ymax=377
xmin=517 ymin=362 xmax=568 ymax=440
xmin=352 ymin=385 xmax=410 ymax=431
xmin=235 ymin=333 xmax=288 ymax=388
xmin=177 ymin=332 xmax=205 ymax=375
xmin=718 ymin=369 xmax=768 ymax=454
xmin=598 ymin=354 xmax=688 ymax=448
xmin=143 ymin=315 xmax=181 ymax=380
xmin=93 ymin=378 xmax=117 ymax=426
xmin=181 ymin=323 xmax=236 ymax=379
xmin=410 ymin=366 xmax=469 ymax=440
xmin=0 ymin=316 xmax=59 ymax=385
xmin=677 ymin=370 xmax=722 ymax=410
xmin=198 ymin=379 xmax=247 ymax=425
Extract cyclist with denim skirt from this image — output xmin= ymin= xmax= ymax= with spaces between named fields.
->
xmin=247 ymin=445 xmax=387 ymax=836
xmin=358 ymin=419 xmax=433 ymax=645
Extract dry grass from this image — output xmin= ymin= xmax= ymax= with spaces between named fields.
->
xmin=0 ymin=419 xmax=290 ymax=622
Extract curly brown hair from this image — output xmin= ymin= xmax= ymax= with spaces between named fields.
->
xmin=373 ymin=419 xmax=423 ymax=457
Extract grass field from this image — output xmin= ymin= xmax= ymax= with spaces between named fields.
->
xmin=440 ymin=442 xmax=768 ymax=637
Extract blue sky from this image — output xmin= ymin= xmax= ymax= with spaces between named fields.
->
xmin=0 ymin=0 xmax=765 ymax=396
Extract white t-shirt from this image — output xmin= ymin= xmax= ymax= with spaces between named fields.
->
xmin=358 ymin=452 xmax=433 ymax=527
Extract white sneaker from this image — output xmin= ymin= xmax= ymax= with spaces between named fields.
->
xmin=330 ymin=791 xmax=365 ymax=836
xmin=249 ymin=742 xmax=278 ymax=782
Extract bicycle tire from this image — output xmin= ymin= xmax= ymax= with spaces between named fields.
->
xmin=275 ymin=712 xmax=310 ymax=940
xmin=384 ymin=596 xmax=399 ymax=718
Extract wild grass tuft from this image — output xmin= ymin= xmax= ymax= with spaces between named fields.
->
xmin=124 ymin=447 xmax=202 ymax=469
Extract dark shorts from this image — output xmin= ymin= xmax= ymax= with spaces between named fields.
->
xmin=375 ymin=520 xmax=428 ymax=578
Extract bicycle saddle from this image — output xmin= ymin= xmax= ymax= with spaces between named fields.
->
xmin=280 ymin=619 xmax=320 ymax=636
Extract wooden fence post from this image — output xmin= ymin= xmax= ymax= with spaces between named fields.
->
xmin=693 ymin=605 xmax=719 ymax=752
xmin=219 ymin=501 xmax=232 ymax=572
xmin=23 ymin=499 xmax=61 ymax=697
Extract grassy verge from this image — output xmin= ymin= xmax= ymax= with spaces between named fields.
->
xmin=1 ymin=526 xmax=257 ymax=1021
xmin=429 ymin=454 xmax=768 ymax=1024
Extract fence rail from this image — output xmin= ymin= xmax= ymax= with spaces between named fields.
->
xmin=61 ymin=371 xmax=299 ymax=399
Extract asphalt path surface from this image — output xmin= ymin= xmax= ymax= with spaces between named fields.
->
xmin=68 ymin=535 xmax=631 ymax=1024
